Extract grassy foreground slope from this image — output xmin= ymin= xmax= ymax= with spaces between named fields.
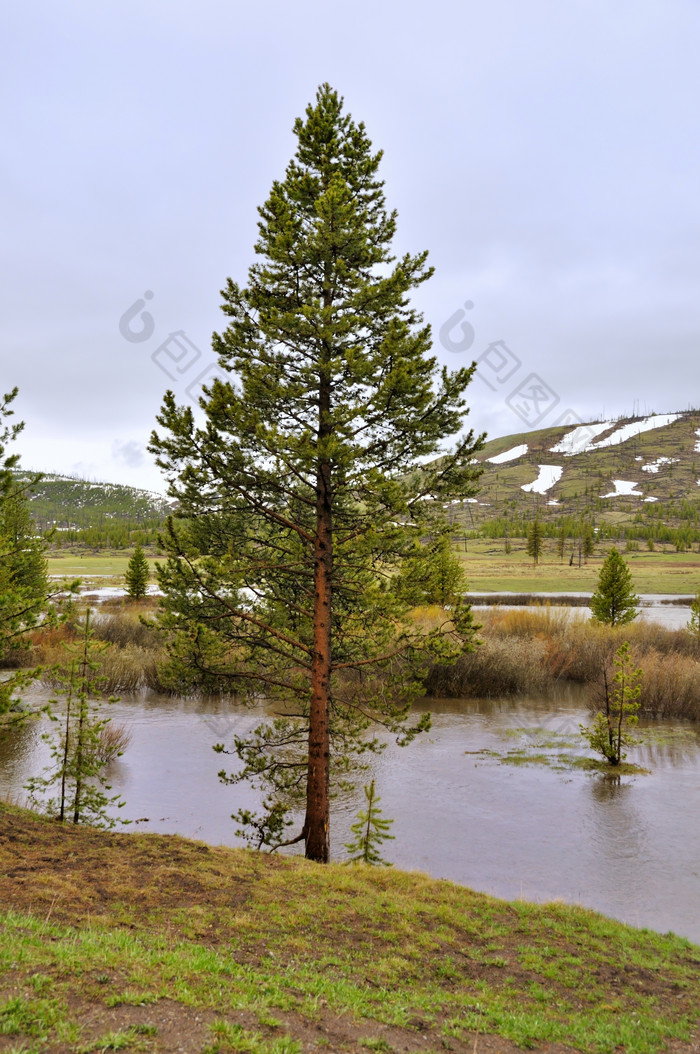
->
xmin=0 ymin=806 xmax=698 ymax=1054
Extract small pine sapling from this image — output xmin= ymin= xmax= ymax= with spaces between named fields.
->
xmin=344 ymin=780 xmax=394 ymax=866
xmin=687 ymin=592 xmax=700 ymax=638
xmin=580 ymin=641 xmax=642 ymax=766
xmin=25 ymin=608 xmax=127 ymax=826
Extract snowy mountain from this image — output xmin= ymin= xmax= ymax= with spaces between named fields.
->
xmin=465 ymin=409 xmax=700 ymax=528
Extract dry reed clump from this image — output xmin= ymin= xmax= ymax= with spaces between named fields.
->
xmin=26 ymin=610 xmax=168 ymax=694
xmin=406 ymin=605 xmax=459 ymax=634
xmin=479 ymin=605 xmax=576 ymax=639
xmin=38 ymin=642 xmax=165 ymax=694
xmin=479 ymin=606 xmax=700 ymax=655
xmin=91 ymin=610 xmax=162 ymax=651
xmin=426 ymin=606 xmax=700 ymax=718
xmin=634 ymin=649 xmax=700 ymax=720
xmin=95 ymin=644 xmax=164 ymax=693
xmin=425 ymin=635 xmax=550 ymax=697
xmin=1 ymin=622 xmax=79 ymax=668
xmin=95 ymin=722 xmax=132 ymax=763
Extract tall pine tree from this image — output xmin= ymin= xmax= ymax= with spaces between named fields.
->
xmin=526 ymin=516 xmax=544 ymax=565
xmin=150 ymin=85 xmax=483 ymax=862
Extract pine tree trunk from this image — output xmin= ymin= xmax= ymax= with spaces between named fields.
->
xmin=305 ymin=458 xmax=332 ymax=862
xmin=305 ymin=338 xmax=333 ymax=863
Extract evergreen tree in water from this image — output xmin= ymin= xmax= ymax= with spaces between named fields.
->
xmin=580 ymin=641 xmax=642 ymax=766
xmin=150 ymin=85 xmax=483 ymax=862
xmin=25 ymin=609 xmax=126 ymax=826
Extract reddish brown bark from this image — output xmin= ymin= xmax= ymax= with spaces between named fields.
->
xmin=305 ymin=333 xmax=333 ymax=862
xmin=305 ymin=456 xmax=333 ymax=862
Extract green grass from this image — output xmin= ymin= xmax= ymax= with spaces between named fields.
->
xmin=46 ymin=545 xmax=700 ymax=595
xmin=458 ymin=539 xmax=700 ymax=593
xmin=0 ymin=804 xmax=698 ymax=1053
xmin=47 ymin=555 xmax=163 ymax=586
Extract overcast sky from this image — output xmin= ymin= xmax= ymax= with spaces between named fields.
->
xmin=2 ymin=0 xmax=698 ymax=494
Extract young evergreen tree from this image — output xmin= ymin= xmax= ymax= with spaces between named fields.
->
xmin=125 ymin=543 xmax=150 ymax=599
xmin=526 ymin=516 xmax=544 ymax=565
xmin=590 ymin=548 xmax=639 ymax=626
xmin=580 ymin=641 xmax=641 ymax=765
xmin=0 ymin=389 xmax=49 ymax=714
xmin=150 ymin=85 xmax=484 ymax=862
xmin=25 ymin=609 xmax=127 ymax=826
xmin=687 ymin=591 xmax=700 ymax=638
xmin=344 ymin=779 xmax=394 ymax=866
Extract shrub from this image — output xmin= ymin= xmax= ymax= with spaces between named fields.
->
xmin=425 ymin=634 xmax=549 ymax=697
xmin=635 ymin=650 xmax=700 ymax=720
xmin=95 ymin=722 xmax=132 ymax=763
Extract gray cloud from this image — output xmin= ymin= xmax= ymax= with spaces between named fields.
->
xmin=112 ymin=440 xmax=146 ymax=470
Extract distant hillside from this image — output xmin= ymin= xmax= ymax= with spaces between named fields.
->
xmin=14 ymin=472 xmax=172 ymax=550
xmin=16 ymin=410 xmax=700 ymax=550
xmin=445 ymin=409 xmax=700 ymax=543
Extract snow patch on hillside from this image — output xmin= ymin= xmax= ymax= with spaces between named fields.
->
xmin=590 ymin=414 xmax=683 ymax=451
xmin=601 ymin=480 xmax=643 ymax=498
xmin=550 ymin=422 xmax=613 ymax=455
xmin=642 ymin=457 xmax=679 ymax=473
xmin=521 ymin=465 xmax=562 ymax=494
xmin=487 ymin=443 xmax=528 ymax=464
xmin=695 ymin=428 xmax=700 ymax=453
xmin=552 ymin=414 xmax=682 ymax=457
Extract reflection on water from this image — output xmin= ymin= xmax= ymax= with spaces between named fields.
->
xmin=1 ymin=685 xmax=699 ymax=944
xmin=0 ymin=717 xmax=36 ymax=788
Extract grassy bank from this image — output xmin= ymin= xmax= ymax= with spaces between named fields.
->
xmin=46 ymin=547 xmax=700 ymax=597
xmin=456 ymin=541 xmax=700 ymax=594
xmin=0 ymin=804 xmax=698 ymax=1054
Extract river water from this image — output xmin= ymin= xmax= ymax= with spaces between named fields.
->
xmin=469 ymin=594 xmax=695 ymax=631
xmin=1 ymin=685 xmax=698 ymax=944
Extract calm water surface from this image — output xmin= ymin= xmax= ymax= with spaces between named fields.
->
xmin=471 ymin=595 xmax=695 ymax=631
xmin=1 ymin=686 xmax=698 ymax=944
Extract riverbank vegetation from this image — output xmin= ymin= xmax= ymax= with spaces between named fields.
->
xmin=4 ymin=600 xmax=700 ymax=721
xmin=0 ymin=802 xmax=698 ymax=1054
xmin=424 ymin=607 xmax=700 ymax=719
